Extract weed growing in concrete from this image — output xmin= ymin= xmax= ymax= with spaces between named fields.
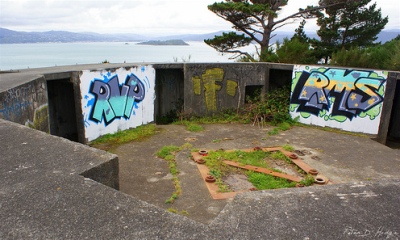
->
xmin=268 ymin=128 xmax=280 ymax=136
xmin=167 ymin=208 xmax=190 ymax=216
xmin=268 ymin=121 xmax=294 ymax=135
xmin=90 ymin=124 xmax=158 ymax=146
xmin=271 ymin=151 xmax=290 ymax=164
xmin=283 ymin=144 xmax=295 ymax=152
xmin=157 ymin=145 xmax=181 ymax=159
xmin=167 ymin=207 xmax=178 ymax=213
xmin=180 ymin=142 xmax=193 ymax=150
xmin=157 ymin=145 xmax=182 ymax=204
xmin=247 ymin=172 xmax=297 ymax=189
xmin=156 ymin=143 xmax=193 ymax=204
xmin=186 ymin=123 xmax=204 ymax=132
xmin=300 ymin=175 xmax=315 ymax=186
xmin=180 ymin=210 xmax=189 ymax=216
xmin=176 ymin=120 xmax=205 ymax=132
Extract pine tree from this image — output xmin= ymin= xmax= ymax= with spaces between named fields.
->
xmin=312 ymin=0 xmax=388 ymax=63
xmin=291 ymin=20 xmax=309 ymax=43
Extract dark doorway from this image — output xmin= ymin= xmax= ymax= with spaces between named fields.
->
xmin=155 ymin=69 xmax=184 ymax=124
xmin=47 ymin=79 xmax=79 ymax=141
xmin=245 ymin=85 xmax=263 ymax=103
xmin=269 ymin=69 xmax=293 ymax=89
xmin=387 ymin=80 xmax=400 ymax=148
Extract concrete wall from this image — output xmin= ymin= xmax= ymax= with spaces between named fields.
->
xmin=0 ymin=76 xmax=49 ymax=132
xmin=79 ymin=66 xmax=155 ymax=142
xmin=184 ymin=63 xmax=268 ymax=115
xmin=290 ymin=65 xmax=388 ymax=134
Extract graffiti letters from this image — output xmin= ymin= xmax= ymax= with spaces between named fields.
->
xmin=4 ymin=85 xmax=32 ymax=103
xmin=89 ymin=73 xmax=145 ymax=125
xmin=290 ymin=67 xmax=386 ymax=121
xmin=192 ymin=68 xmax=238 ymax=112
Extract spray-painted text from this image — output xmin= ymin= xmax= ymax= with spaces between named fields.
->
xmin=89 ymin=73 xmax=145 ymax=125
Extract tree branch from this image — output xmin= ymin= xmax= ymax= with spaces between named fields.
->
xmin=272 ymin=1 xmax=347 ymax=27
xmin=225 ymin=49 xmax=257 ymax=62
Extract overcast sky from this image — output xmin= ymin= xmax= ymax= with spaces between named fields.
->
xmin=0 ymin=0 xmax=399 ymax=36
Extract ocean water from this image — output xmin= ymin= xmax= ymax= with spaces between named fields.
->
xmin=0 ymin=41 xmax=248 ymax=70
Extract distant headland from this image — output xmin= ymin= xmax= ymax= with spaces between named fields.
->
xmin=137 ymin=39 xmax=189 ymax=46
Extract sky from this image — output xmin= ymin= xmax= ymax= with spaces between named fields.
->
xmin=0 ymin=0 xmax=399 ymax=36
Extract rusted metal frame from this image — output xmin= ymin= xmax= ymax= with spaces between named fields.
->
xmin=191 ymin=147 xmax=330 ymax=200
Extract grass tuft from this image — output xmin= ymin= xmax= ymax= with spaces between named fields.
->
xmin=247 ymin=171 xmax=297 ymax=190
xmin=90 ymin=124 xmax=158 ymax=146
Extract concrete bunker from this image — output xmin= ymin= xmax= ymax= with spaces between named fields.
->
xmin=1 ymin=63 xmax=400 ymax=226
xmin=2 ymin=63 xmax=400 ymax=148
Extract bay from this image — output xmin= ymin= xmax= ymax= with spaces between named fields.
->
xmin=0 ymin=41 xmax=245 ymax=71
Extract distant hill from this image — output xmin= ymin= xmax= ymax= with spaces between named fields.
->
xmin=0 ymin=28 xmax=146 ymax=43
xmin=137 ymin=39 xmax=189 ymax=46
xmin=153 ymin=31 xmax=226 ymax=41
xmin=0 ymin=27 xmax=398 ymax=44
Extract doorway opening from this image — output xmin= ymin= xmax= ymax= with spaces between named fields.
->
xmin=387 ymin=80 xmax=400 ymax=149
xmin=154 ymin=69 xmax=184 ymax=124
xmin=47 ymin=78 xmax=79 ymax=142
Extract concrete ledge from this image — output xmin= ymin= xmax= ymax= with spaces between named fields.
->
xmin=211 ymin=180 xmax=400 ymax=238
xmin=0 ymin=119 xmax=208 ymax=239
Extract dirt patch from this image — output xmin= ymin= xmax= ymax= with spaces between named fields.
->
xmin=264 ymin=158 xmax=304 ymax=178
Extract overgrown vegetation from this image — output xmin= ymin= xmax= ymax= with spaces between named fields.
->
xmin=89 ymin=124 xmax=158 ymax=150
xmin=247 ymin=172 xmax=296 ymax=190
xmin=179 ymin=120 xmax=205 ymax=132
xmin=172 ymin=86 xmax=297 ymax=131
xmin=167 ymin=208 xmax=189 ymax=216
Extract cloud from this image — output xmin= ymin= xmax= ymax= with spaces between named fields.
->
xmin=0 ymin=0 xmax=398 ymax=35
xmin=0 ymin=0 xmax=232 ymax=34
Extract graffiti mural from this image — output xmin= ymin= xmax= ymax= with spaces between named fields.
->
xmin=192 ymin=68 xmax=238 ymax=112
xmin=89 ymin=74 xmax=146 ymax=125
xmin=80 ymin=66 xmax=155 ymax=141
xmin=290 ymin=65 xmax=388 ymax=134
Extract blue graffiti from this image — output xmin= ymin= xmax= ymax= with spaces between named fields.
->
xmin=89 ymin=73 xmax=145 ymax=125
xmin=0 ymin=101 xmax=32 ymax=120
xmin=291 ymin=68 xmax=386 ymax=120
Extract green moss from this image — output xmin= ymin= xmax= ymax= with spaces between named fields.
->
xmin=90 ymin=124 xmax=158 ymax=146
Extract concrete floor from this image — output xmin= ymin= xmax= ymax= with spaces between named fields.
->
xmin=113 ymin=123 xmax=400 ymax=224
